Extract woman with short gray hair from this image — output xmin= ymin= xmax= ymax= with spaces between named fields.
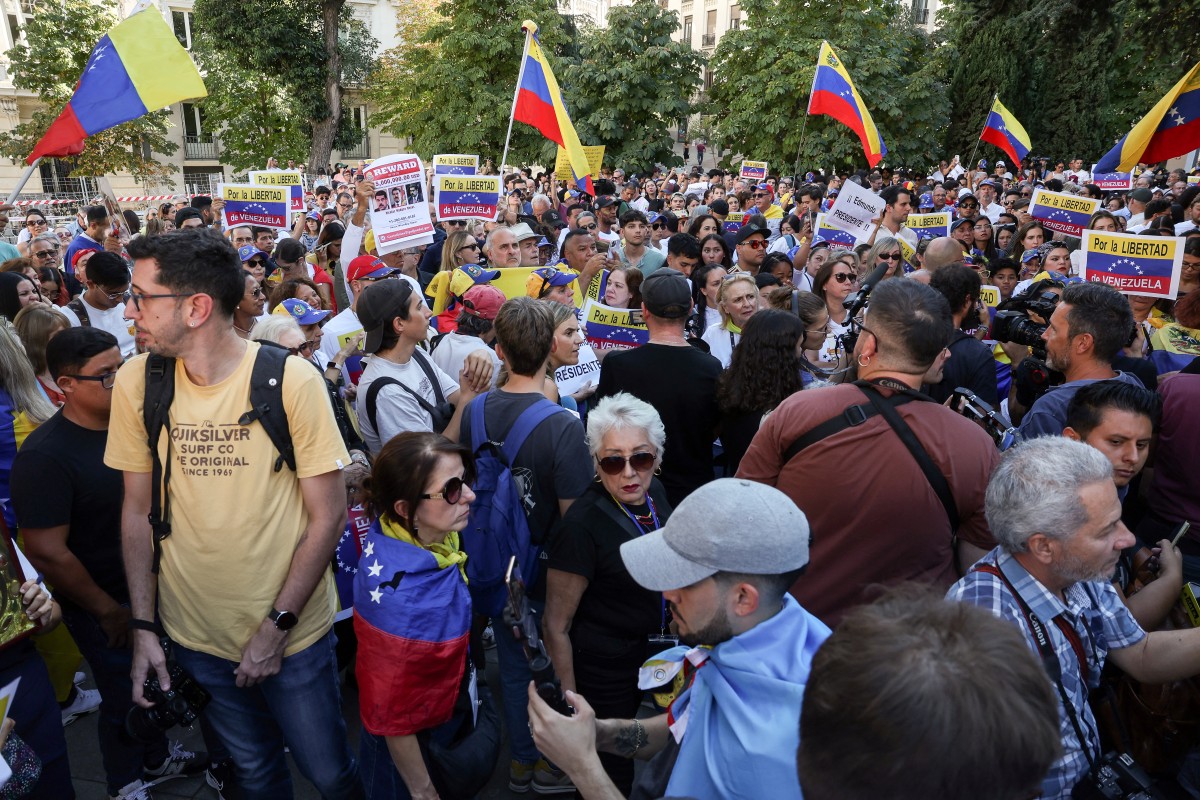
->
xmin=542 ymin=392 xmax=670 ymax=795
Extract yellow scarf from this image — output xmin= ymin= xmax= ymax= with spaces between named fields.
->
xmin=726 ymin=321 xmax=743 ymax=335
xmin=379 ymin=517 xmax=469 ymax=583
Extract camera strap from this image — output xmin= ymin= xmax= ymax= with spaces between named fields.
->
xmin=973 ymin=561 xmax=1099 ymax=770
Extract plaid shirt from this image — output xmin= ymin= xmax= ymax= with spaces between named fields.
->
xmin=947 ymin=548 xmax=1146 ymax=799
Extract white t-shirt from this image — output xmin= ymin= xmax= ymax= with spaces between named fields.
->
xmin=596 ymin=228 xmax=621 ymax=247
xmin=358 ymin=350 xmax=459 ymax=453
xmin=1174 ymin=220 xmax=1197 ymax=235
xmin=316 ymin=308 xmax=362 ymax=389
xmin=59 ymin=298 xmax=137 ymax=357
xmin=981 ymin=202 xmax=1004 ymax=223
xmin=701 ymin=323 xmax=739 ymax=368
xmin=431 ymin=332 xmax=499 ymax=389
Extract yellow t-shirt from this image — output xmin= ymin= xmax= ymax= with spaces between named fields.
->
xmin=104 ymin=343 xmax=351 ymax=661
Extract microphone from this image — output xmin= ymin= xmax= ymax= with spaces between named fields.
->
xmin=843 ymin=261 xmax=890 ymax=319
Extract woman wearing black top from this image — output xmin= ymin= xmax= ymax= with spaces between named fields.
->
xmin=543 ymin=393 xmax=671 ymax=795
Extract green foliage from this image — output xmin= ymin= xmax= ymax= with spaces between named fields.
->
xmin=562 ymin=0 xmax=702 ymax=174
xmin=707 ymin=0 xmax=949 ymax=174
xmin=366 ymin=0 xmax=570 ymax=167
xmin=0 ymin=0 xmax=178 ymax=180
xmin=1107 ymin=0 xmax=1200 ymax=133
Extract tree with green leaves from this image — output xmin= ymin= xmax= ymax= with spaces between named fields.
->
xmin=367 ymin=0 xmax=570 ymax=166
xmin=707 ymin=0 xmax=948 ymax=174
xmin=0 ymin=0 xmax=178 ymax=181
xmin=561 ymin=1 xmax=702 ymax=173
xmin=191 ymin=0 xmax=376 ymax=171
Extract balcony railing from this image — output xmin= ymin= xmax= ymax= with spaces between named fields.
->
xmin=184 ymin=135 xmax=218 ymax=160
xmin=341 ymin=135 xmax=370 ymax=160
xmin=701 ymin=32 xmax=716 ymax=46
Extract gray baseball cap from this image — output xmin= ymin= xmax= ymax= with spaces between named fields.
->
xmin=620 ymin=478 xmax=811 ymax=591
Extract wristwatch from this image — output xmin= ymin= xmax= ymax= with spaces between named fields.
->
xmin=268 ymin=607 xmax=298 ymax=632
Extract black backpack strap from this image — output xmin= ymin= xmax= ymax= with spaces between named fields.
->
xmin=365 ymin=376 xmax=439 ymax=436
xmin=238 ymin=344 xmax=295 ymax=472
xmin=410 ymin=349 xmax=447 ymax=404
xmin=781 ymin=393 xmax=918 ymax=465
xmin=143 ymin=354 xmax=176 ymax=574
xmin=67 ymin=297 xmax=91 ymax=327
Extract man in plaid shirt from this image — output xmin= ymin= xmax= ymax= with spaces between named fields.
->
xmin=949 ymin=437 xmax=1200 ymax=799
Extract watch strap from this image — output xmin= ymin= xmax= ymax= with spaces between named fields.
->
xmin=128 ymin=618 xmax=162 ymax=634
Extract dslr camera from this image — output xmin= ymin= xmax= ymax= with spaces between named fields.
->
xmin=1072 ymin=751 xmax=1161 ymax=799
xmin=993 ymin=289 xmax=1062 ymax=404
xmin=125 ymin=641 xmax=211 ymax=744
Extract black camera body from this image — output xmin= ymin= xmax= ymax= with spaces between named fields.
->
xmin=993 ymin=290 xmax=1060 ymax=353
xmin=125 ymin=663 xmax=211 ymax=744
xmin=1072 ymin=752 xmax=1160 ymax=799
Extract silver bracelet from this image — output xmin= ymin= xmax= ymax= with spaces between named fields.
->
xmin=632 ymin=718 xmax=646 ymax=755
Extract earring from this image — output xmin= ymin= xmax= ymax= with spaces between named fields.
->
xmin=857 ymin=354 xmax=870 ymax=367
xmin=593 ymin=472 xmax=602 ymax=483
xmin=189 ymin=321 xmax=195 ymax=327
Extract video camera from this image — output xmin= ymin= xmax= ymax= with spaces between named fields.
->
xmin=992 ymin=289 xmax=1062 ymax=405
xmin=949 ymin=388 xmax=1018 ymax=450
xmin=125 ymin=638 xmax=211 ymax=744
xmin=503 ymin=557 xmax=573 ymax=716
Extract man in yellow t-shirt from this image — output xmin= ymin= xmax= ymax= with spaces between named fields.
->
xmin=105 ymin=230 xmax=362 ymax=798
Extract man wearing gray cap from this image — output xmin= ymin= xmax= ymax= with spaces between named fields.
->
xmin=527 ymin=478 xmax=830 ymax=800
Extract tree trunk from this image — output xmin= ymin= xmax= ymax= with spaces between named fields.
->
xmin=309 ymin=0 xmax=344 ymax=171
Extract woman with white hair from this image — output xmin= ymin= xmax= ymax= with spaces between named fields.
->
xmin=542 ymin=392 xmax=671 ymax=795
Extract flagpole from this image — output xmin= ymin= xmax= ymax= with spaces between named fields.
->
xmin=500 ymin=24 xmax=535 ymax=175
xmin=965 ymin=94 xmax=996 ymax=183
xmin=5 ymin=158 xmax=41 ymax=205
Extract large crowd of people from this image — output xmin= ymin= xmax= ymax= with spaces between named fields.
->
xmin=0 ymin=150 xmax=1198 ymax=800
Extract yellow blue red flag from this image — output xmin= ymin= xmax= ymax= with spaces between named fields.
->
xmin=513 ymin=21 xmax=594 ymax=196
xmin=807 ymin=41 xmax=887 ymax=168
xmin=1095 ymin=62 xmax=1200 ymax=172
xmin=979 ymin=98 xmax=1031 ymax=168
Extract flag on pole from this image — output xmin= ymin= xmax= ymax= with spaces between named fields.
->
xmin=1094 ymin=62 xmax=1200 ymax=173
xmin=979 ymin=97 xmax=1031 ymax=168
xmin=512 ymin=21 xmax=594 ymax=196
xmin=807 ymin=41 xmax=887 ymax=168
xmin=27 ymin=2 xmax=207 ymax=164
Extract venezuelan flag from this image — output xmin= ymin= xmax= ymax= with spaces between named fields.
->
xmin=28 ymin=4 xmax=206 ymax=164
xmin=807 ymin=41 xmax=887 ymax=168
xmin=1095 ymin=62 xmax=1200 ymax=173
xmin=513 ymin=21 xmax=594 ymax=196
xmin=979 ymin=98 xmax=1031 ymax=169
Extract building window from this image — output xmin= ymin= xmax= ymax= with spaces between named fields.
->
xmin=704 ymin=67 xmax=713 ymax=90
xmin=172 ymin=10 xmax=192 ymax=50
xmin=911 ymin=0 xmax=929 ymax=24
xmin=730 ymin=4 xmax=740 ymax=29
xmin=682 ymin=15 xmax=692 ymax=43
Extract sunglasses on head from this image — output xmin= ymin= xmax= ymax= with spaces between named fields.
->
xmin=598 ymin=452 xmax=656 ymax=475
xmin=421 ymin=476 xmax=468 ymax=504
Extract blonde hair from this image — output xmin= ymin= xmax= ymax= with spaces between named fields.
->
xmin=13 ymin=304 xmax=69 ymax=376
xmin=0 ymin=322 xmax=56 ymax=423
xmin=716 ymin=273 xmax=758 ymax=328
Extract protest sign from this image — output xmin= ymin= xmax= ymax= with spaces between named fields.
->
xmin=723 ymin=212 xmax=749 ymax=236
xmin=1089 ymin=168 xmax=1132 ymax=192
xmin=555 ymin=145 xmax=605 ymax=181
xmin=95 ymin=177 xmax=131 ymax=241
xmin=433 ymin=175 xmax=501 ymax=222
xmin=823 ymin=180 xmax=885 ymax=241
xmin=554 ymin=345 xmax=601 ymax=396
xmin=979 ymin=285 xmax=1000 ymax=307
xmin=740 ymin=160 xmax=768 ymax=181
xmin=906 ymin=212 xmax=951 ymax=240
xmin=582 ymin=298 xmax=649 ymax=351
xmin=814 ymin=213 xmax=857 ymax=248
xmin=432 ymin=154 xmax=479 ymax=175
xmin=249 ymin=169 xmax=305 ymax=212
xmin=1082 ymin=230 xmax=1182 ymax=299
xmin=897 ymin=236 xmax=917 ymax=271
xmin=219 ymin=183 xmax=289 ymax=229
xmin=1030 ymin=189 xmax=1099 ymax=237
xmin=362 ymin=154 xmax=435 ymax=255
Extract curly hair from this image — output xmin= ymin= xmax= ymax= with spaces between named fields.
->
xmin=716 ymin=308 xmax=806 ymax=414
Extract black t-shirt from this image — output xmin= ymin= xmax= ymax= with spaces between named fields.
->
xmin=597 ymin=344 xmax=722 ymax=507
xmin=10 ymin=411 xmax=127 ymax=606
xmin=546 ymin=481 xmax=672 ymax=644
xmin=718 ymin=408 xmax=763 ymax=478
xmin=925 ymin=330 xmax=999 ymax=406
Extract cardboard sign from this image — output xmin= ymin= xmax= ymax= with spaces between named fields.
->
xmin=433 ymin=175 xmax=501 ymax=222
xmin=1030 ymin=189 xmax=1100 ymax=237
xmin=814 ymin=213 xmax=857 ymax=248
xmin=554 ymin=345 xmax=601 ymax=396
xmin=740 ymin=160 xmax=768 ymax=181
xmin=823 ymin=180 xmax=885 ymax=241
xmin=979 ymin=285 xmax=1000 ymax=307
xmin=906 ymin=211 xmax=952 ymax=240
xmin=219 ymin=183 xmax=289 ymax=229
xmin=582 ymin=298 xmax=649 ymax=351
xmin=433 ymin=154 xmax=479 ymax=175
xmin=249 ymin=169 xmax=305 ymax=212
xmin=555 ymin=145 xmax=605 ymax=182
xmin=362 ymin=154 xmax=436 ymax=254
xmin=1082 ymin=230 xmax=1182 ymax=299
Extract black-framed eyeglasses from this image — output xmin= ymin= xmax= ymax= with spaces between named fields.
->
xmin=598 ymin=452 xmax=656 ymax=475
xmin=247 ymin=259 xmax=266 ymax=267
xmin=959 ymin=202 xmax=978 ymax=209
xmin=248 ymin=287 xmax=265 ymax=298
xmin=580 ymin=223 xmax=597 ymax=230
xmin=447 ymin=220 xmax=467 ymax=228
xmin=832 ymin=272 xmax=857 ymax=284
xmin=32 ymin=249 xmax=58 ymax=259
xmin=420 ymin=476 xmax=468 ymax=504
xmin=129 ymin=291 xmax=196 ymax=311
xmin=879 ymin=252 xmax=902 ymax=261
xmin=65 ymin=370 xmax=118 ymax=389
xmin=458 ymin=243 xmax=480 ymax=252
xmin=651 ymin=223 xmax=663 ymax=230
xmin=286 ymin=339 xmax=318 ymax=356
xmin=25 ymin=219 xmax=47 ymax=227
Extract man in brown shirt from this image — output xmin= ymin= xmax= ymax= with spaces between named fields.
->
xmin=737 ymin=279 xmax=999 ymax=626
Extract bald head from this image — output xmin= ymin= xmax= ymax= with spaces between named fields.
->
xmin=923 ymin=237 xmax=965 ymax=272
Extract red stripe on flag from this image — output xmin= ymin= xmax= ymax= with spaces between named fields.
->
xmin=514 ymin=89 xmax=565 ymax=148
xmin=1141 ymin=119 xmax=1200 ymax=165
xmin=980 ymin=128 xmax=1021 ymax=170
xmin=354 ymin=614 xmax=467 ymax=737
xmin=28 ymin=104 xmax=88 ymax=164
xmin=809 ymin=90 xmax=882 ymax=167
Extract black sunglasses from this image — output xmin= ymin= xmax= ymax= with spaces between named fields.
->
xmin=598 ymin=452 xmax=655 ymax=475
xmin=421 ymin=476 xmax=468 ymax=504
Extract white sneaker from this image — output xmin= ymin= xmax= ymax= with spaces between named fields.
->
xmin=61 ymin=686 xmax=101 ymax=726
xmin=108 ymin=778 xmax=154 ymax=799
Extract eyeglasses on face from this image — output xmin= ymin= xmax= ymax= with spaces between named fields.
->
xmin=247 ymin=259 xmax=267 ymax=267
xmin=580 ymin=223 xmax=598 ymax=230
xmin=128 ymin=291 xmax=196 ymax=311
xmin=65 ymin=370 xmax=118 ymax=389
xmin=458 ymin=243 xmax=480 ymax=252
xmin=25 ymin=219 xmax=47 ymax=227
xmin=286 ymin=339 xmax=318 ymax=356
xmin=832 ymin=272 xmax=857 ymax=284
xmin=104 ymin=288 xmax=132 ymax=302
xmin=247 ymin=287 xmax=265 ymax=298
xmin=598 ymin=452 xmax=656 ymax=475
xmin=420 ymin=476 xmax=469 ymax=504
xmin=33 ymin=248 xmax=59 ymax=259
xmin=879 ymin=252 xmax=902 ymax=261
xmin=959 ymin=202 xmax=979 ymax=209
xmin=741 ymin=239 xmax=768 ymax=250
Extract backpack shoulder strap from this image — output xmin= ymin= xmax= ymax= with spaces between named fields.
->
xmin=239 ymin=345 xmax=295 ymax=472
xmin=67 ymin=297 xmax=91 ymax=327
xmin=143 ymin=354 xmax=176 ymax=574
xmin=410 ymin=348 xmax=446 ymax=404
xmin=365 ymin=375 xmax=439 ymax=435
xmin=468 ymin=392 xmax=491 ymax=452
xmin=500 ymin=398 xmax=565 ymax=465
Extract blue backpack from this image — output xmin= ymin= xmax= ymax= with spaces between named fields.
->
xmin=463 ymin=392 xmax=565 ymax=617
